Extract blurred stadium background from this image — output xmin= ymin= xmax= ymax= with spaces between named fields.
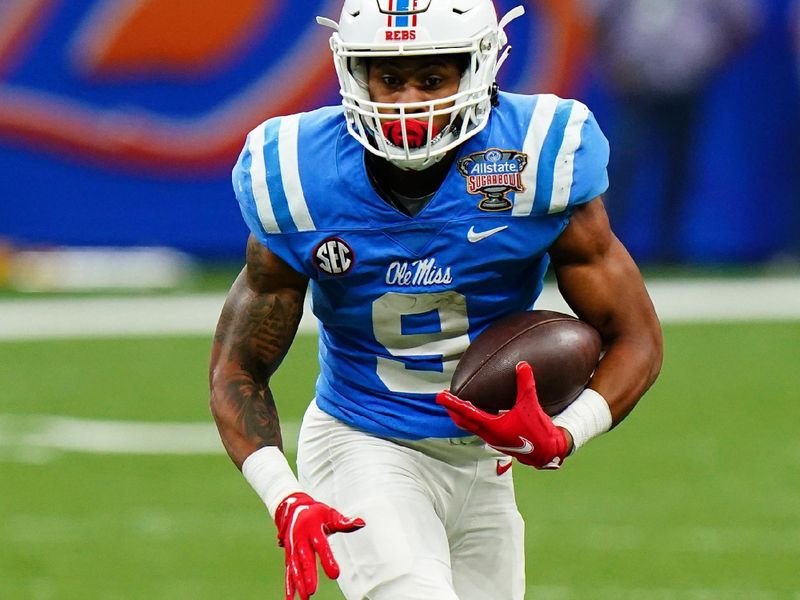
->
xmin=1 ymin=1 xmax=798 ymax=598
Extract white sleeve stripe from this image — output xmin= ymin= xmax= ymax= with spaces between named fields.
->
xmin=512 ymin=94 xmax=559 ymax=217
xmin=279 ymin=114 xmax=316 ymax=232
xmin=548 ymin=101 xmax=590 ymax=214
xmin=248 ymin=122 xmax=281 ymax=234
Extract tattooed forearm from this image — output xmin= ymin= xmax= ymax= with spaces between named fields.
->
xmin=218 ymin=367 xmax=283 ymax=450
xmin=209 ymin=245 xmax=308 ymax=467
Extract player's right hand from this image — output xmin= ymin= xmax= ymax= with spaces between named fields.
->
xmin=437 ymin=361 xmax=570 ymax=470
xmin=274 ymin=492 xmax=365 ymax=600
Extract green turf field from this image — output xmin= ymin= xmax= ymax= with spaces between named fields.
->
xmin=2 ymin=322 xmax=799 ymax=599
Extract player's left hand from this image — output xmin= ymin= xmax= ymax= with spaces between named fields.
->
xmin=437 ymin=361 xmax=570 ymax=469
xmin=275 ymin=492 xmax=365 ymax=600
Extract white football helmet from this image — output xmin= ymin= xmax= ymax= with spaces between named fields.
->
xmin=318 ymin=0 xmax=525 ymax=171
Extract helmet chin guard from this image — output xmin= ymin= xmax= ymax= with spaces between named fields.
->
xmin=318 ymin=1 xmax=525 ymax=171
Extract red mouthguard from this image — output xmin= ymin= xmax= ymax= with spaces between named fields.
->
xmin=381 ymin=119 xmax=441 ymax=148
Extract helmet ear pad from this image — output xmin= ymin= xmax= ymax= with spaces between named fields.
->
xmin=347 ymin=57 xmax=369 ymax=93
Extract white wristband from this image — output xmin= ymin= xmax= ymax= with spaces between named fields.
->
xmin=552 ymin=388 xmax=613 ymax=453
xmin=241 ymin=446 xmax=304 ymax=519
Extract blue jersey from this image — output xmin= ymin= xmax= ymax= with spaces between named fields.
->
xmin=233 ymin=92 xmax=609 ymax=440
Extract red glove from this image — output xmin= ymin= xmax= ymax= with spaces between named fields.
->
xmin=274 ymin=492 xmax=365 ymax=600
xmin=437 ymin=361 xmax=570 ymax=469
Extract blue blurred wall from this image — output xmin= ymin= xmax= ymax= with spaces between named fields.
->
xmin=0 ymin=0 xmax=797 ymax=262
xmin=582 ymin=0 xmax=800 ymax=263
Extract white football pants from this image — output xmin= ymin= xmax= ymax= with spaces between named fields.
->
xmin=296 ymin=400 xmax=525 ymax=600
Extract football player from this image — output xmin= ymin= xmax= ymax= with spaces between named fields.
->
xmin=209 ymin=1 xmax=663 ymax=599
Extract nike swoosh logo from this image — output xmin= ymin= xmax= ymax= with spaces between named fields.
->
xmin=467 ymin=225 xmax=508 ymax=243
xmin=496 ymin=459 xmax=513 ymax=476
xmin=491 ymin=437 xmax=534 ymax=454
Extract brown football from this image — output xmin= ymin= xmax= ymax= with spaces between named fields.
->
xmin=450 ymin=310 xmax=602 ymax=416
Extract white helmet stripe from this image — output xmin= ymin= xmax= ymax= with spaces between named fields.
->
xmin=549 ymin=101 xmax=590 ymax=214
xmin=248 ymin=121 xmax=281 ymax=234
xmin=278 ymin=114 xmax=317 ymax=232
xmin=513 ymin=94 xmax=559 ymax=217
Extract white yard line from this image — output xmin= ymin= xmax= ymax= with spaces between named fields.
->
xmin=0 ymin=277 xmax=799 ymax=341
xmin=0 ymin=414 xmax=299 ymax=460
xmin=0 ymin=294 xmax=228 ymax=340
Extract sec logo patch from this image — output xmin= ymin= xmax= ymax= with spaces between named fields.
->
xmin=314 ymin=237 xmax=354 ymax=275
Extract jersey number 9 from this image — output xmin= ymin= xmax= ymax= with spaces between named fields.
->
xmin=372 ymin=291 xmax=471 ymax=394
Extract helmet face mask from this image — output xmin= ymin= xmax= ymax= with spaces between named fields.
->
xmin=319 ymin=1 xmax=525 ymax=171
